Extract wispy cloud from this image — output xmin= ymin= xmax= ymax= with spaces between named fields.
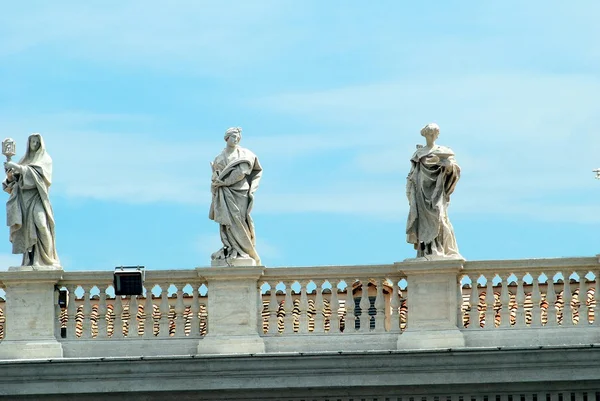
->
xmin=0 ymin=1 xmax=298 ymax=75
xmin=251 ymin=72 xmax=600 ymax=223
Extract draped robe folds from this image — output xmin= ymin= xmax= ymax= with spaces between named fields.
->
xmin=209 ymin=147 xmax=262 ymax=265
xmin=2 ymin=136 xmax=60 ymax=267
xmin=405 ymin=145 xmax=461 ymax=259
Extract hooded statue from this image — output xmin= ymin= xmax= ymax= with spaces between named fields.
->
xmin=3 ymin=134 xmax=60 ymax=267
xmin=209 ymin=127 xmax=262 ymax=266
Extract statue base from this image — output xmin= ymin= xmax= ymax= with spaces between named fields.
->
xmin=8 ymin=265 xmax=63 ymax=272
xmin=404 ymin=254 xmax=465 ymax=263
xmin=211 ymin=257 xmax=256 ymax=267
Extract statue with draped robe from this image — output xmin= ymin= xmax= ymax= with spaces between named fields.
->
xmin=406 ymin=123 xmax=463 ymax=260
xmin=209 ymin=127 xmax=262 ymax=266
xmin=2 ymin=134 xmax=60 ymax=268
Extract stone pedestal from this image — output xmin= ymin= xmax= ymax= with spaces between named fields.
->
xmin=0 ymin=269 xmax=64 ymax=359
xmin=396 ymin=259 xmax=465 ymax=350
xmin=211 ymin=257 xmax=257 ymax=267
xmin=196 ymin=266 xmax=265 ymax=354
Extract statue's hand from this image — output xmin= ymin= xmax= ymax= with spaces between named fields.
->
xmin=4 ymin=161 xmax=18 ymax=171
xmin=440 ymin=158 xmax=453 ymax=169
xmin=212 ymin=179 xmax=225 ymax=188
xmin=4 ymin=162 xmax=23 ymax=173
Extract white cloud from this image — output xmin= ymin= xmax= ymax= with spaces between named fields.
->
xmin=0 ymin=1 xmax=297 ymax=75
xmin=251 ymin=72 xmax=600 ymax=223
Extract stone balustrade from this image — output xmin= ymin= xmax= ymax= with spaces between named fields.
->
xmin=458 ymin=257 xmax=600 ymax=348
xmin=0 ymin=256 xmax=599 ymax=360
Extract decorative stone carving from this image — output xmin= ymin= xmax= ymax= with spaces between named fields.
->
xmin=2 ymin=134 xmax=61 ymax=268
xmin=209 ymin=127 xmax=262 ymax=266
xmin=406 ymin=123 xmax=463 ymax=260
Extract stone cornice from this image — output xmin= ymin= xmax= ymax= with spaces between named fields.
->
xmin=1 ymin=346 xmax=600 ymax=397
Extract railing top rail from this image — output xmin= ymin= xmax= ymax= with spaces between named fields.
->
xmin=1 ymin=256 xmax=597 ymax=284
xmin=462 ymin=256 xmax=600 ymax=274
xmin=57 ymin=269 xmax=205 ymax=285
xmin=262 ymin=264 xmax=403 ymax=281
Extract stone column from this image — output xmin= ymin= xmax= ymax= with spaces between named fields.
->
xmin=396 ymin=259 xmax=465 ymax=349
xmin=196 ymin=266 xmax=265 ymax=354
xmin=0 ymin=269 xmax=64 ymax=359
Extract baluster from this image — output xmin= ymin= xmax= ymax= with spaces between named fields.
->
xmin=113 ymin=295 xmax=124 ymax=338
xmin=283 ymin=281 xmax=294 ymax=334
xmin=258 ymin=281 xmax=265 ymax=335
xmin=530 ymin=274 xmax=542 ymax=327
xmin=143 ymin=284 xmax=154 ymax=338
xmin=66 ymin=285 xmax=78 ymax=339
xmin=572 ymin=273 xmax=581 ymax=326
xmin=468 ymin=277 xmax=479 ymax=329
xmin=484 ymin=276 xmax=495 ymax=329
xmin=515 ymin=274 xmax=526 ymax=327
xmin=135 ymin=294 xmax=144 ymax=337
xmin=97 ymin=284 xmax=108 ymax=339
xmin=200 ymin=282 xmax=209 ymax=336
xmin=174 ymin=283 xmax=185 ymax=337
xmin=313 ymin=280 xmax=325 ymax=334
xmin=545 ymin=272 xmax=558 ymax=327
xmin=267 ymin=282 xmax=280 ymax=335
xmin=374 ymin=278 xmax=385 ymax=332
xmin=358 ymin=279 xmax=371 ymax=332
xmin=457 ymin=275 xmax=466 ymax=328
xmin=190 ymin=284 xmax=200 ymax=337
xmin=79 ymin=285 xmax=91 ymax=339
xmin=344 ymin=279 xmax=356 ymax=333
xmin=54 ymin=286 xmax=62 ymax=339
xmin=562 ymin=272 xmax=573 ymax=326
xmin=499 ymin=274 xmax=510 ymax=328
xmin=595 ymin=271 xmax=600 ymax=326
xmin=298 ymin=281 xmax=309 ymax=334
xmin=579 ymin=272 xmax=589 ymax=325
xmin=158 ymin=284 xmax=169 ymax=337
xmin=129 ymin=295 xmax=138 ymax=337
xmin=329 ymin=280 xmax=340 ymax=333
xmin=389 ymin=279 xmax=401 ymax=333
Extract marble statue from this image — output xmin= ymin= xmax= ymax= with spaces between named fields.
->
xmin=2 ymin=134 xmax=60 ymax=267
xmin=209 ymin=127 xmax=262 ymax=266
xmin=406 ymin=123 xmax=462 ymax=260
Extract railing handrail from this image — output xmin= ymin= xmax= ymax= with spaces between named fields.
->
xmin=55 ymin=270 xmax=207 ymax=286
xmin=263 ymin=264 xmax=404 ymax=281
xmin=462 ymin=257 xmax=600 ymax=273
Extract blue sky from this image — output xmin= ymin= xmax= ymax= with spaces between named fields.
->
xmin=0 ymin=1 xmax=599 ymax=270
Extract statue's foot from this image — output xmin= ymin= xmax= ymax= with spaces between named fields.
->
xmin=211 ymin=248 xmax=227 ymax=260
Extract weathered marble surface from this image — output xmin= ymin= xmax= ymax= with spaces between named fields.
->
xmin=209 ymin=127 xmax=262 ymax=266
xmin=2 ymin=134 xmax=61 ymax=268
xmin=406 ymin=123 xmax=463 ymax=261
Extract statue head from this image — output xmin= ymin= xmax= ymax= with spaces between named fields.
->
xmin=20 ymin=133 xmax=49 ymax=166
xmin=224 ymin=127 xmax=242 ymax=148
xmin=28 ymin=133 xmax=43 ymax=152
xmin=420 ymin=123 xmax=440 ymax=141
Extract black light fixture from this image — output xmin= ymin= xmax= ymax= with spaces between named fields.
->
xmin=57 ymin=289 xmax=68 ymax=308
xmin=114 ymin=266 xmax=145 ymax=296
